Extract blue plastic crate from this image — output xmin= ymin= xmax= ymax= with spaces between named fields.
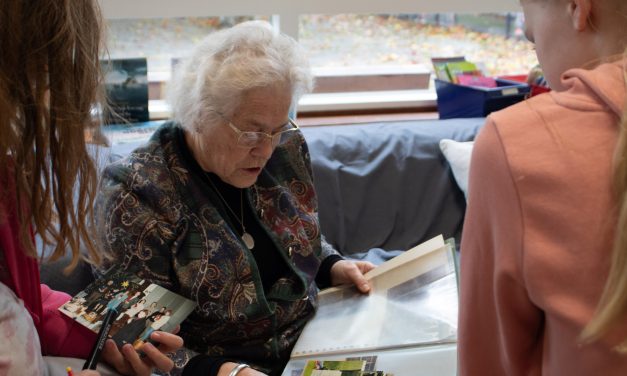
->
xmin=435 ymin=78 xmax=531 ymax=119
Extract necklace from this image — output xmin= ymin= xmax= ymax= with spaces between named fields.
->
xmin=206 ymin=176 xmax=255 ymax=250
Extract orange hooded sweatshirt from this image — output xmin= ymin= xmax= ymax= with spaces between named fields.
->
xmin=459 ymin=59 xmax=627 ymax=375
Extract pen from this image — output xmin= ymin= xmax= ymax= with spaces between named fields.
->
xmin=66 ymin=366 xmax=74 ymax=376
xmin=83 ymin=306 xmax=118 ymax=370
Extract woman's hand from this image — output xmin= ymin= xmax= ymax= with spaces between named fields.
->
xmin=101 ymin=329 xmax=184 ymax=376
xmin=330 ymin=260 xmax=376 ymax=293
xmin=76 ymin=371 xmax=100 ymax=376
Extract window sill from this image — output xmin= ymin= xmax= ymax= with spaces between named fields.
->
xmin=148 ymin=89 xmax=437 ymax=120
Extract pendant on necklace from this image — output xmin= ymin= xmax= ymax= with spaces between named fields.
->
xmin=242 ymin=232 xmax=255 ymax=249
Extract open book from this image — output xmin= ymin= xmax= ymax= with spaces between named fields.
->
xmin=282 ymin=235 xmax=459 ymax=376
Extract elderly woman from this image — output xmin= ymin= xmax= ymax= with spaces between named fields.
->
xmin=96 ymin=21 xmax=374 ymax=376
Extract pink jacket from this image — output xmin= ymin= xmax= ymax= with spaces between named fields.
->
xmin=0 ymin=168 xmax=95 ymax=358
xmin=459 ymin=59 xmax=627 ymax=375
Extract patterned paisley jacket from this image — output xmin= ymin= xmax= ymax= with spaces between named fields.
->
xmin=96 ymin=122 xmax=337 ymax=375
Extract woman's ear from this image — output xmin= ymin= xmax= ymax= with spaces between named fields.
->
xmin=568 ymin=0 xmax=593 ymax=31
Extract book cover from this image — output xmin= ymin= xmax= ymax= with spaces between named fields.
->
xmin=59 ymin=269 xmax=196 ymax=349
xmin=456 ymin=74 xmax=497 ymax=88
xmin=444 ymin=61 xmax=480 ymax=84
xmin=101 ymin=57 xmax=150 ymax=124
xmin=431 ymin=56 xmax=466 ymax=82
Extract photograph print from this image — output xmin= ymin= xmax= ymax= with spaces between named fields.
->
xmin=59 ymin=269 xmax=196 ymax=349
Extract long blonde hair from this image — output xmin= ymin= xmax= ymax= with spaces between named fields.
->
xmin=582 ymin=61 xmax=627 ymax=345
xmin=0 ymin=0 xmax=105 ymax=270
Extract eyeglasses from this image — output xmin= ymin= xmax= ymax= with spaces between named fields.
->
xmin=222 ymin=116 xmax=300 ymax=148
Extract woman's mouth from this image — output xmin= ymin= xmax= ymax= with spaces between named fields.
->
xmin=243 ymin=167 xmax=262 ymax=175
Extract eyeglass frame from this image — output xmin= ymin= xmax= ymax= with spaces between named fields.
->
xmin=219 ymin=114 xmax=300 ymax=148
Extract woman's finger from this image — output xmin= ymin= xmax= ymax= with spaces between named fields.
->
xmin=357 ymin=261 xmax=376 ymax=274
xmin=101 ymin=339 xmax=132 ymax=375
xmin=121 ymin=343 xmax=153 ymax=376
xmin=346 ymin=264 xmax=371 ymax=293
xmin=150 ymin=331 xmax=184 ymax=353
xmin=140 ymin=341 xmax=175 ymax=372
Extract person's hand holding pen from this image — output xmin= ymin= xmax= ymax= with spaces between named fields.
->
xmin=101 ymin=327 xmax=184 ymax=376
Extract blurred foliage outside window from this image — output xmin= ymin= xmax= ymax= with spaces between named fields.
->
xmin=106 ymin=13 xmax=537 ymax=83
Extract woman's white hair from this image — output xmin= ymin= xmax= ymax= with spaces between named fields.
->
xmin=168 ymin=20 xmax=314 ymax=132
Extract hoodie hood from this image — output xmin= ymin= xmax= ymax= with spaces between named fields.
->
xmin=555 ymin=58 xmax=626 ymax=119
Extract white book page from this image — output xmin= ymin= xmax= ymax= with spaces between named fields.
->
xmin=291 ymin=235 xmax=458 ymax=357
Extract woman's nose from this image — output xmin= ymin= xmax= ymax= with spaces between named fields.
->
xmin=250 ymin=137 xmax=274 ymax=159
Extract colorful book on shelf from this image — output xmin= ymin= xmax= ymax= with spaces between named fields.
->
xmin=431 ymin=56 xmax=466 ymax=82
xmin=444 ymin=61 xmax=481 ymax=84
xmin=433 ymin=62 xmax=453 ymax=81
xmin=457 ymin=74 xmax=497 ymax=88
xmin=59 ymin=269 xmax=196 ymax=350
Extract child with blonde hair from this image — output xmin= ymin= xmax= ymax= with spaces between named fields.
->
xmin=460 ymin=0 xmax=627 ymax=374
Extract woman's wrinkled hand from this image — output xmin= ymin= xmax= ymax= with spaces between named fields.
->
xmin=330 ymin=260 xmax=376 ymax=293
xmin=101 ymin=328 xmax=184 ymax=376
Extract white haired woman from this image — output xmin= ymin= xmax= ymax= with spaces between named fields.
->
xmin=96 ymin=21 xmax=374 ymax=376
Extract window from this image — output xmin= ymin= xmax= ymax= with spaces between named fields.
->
xmin=296 ymin=13 xmax=536 ymax=112
xmin=101 ymin=2 xmax=536 ymax=116
xmin=106 ymin=16 xmax=269 ymax=78
xmin=299 ymin=13 xmax=535 ymax=77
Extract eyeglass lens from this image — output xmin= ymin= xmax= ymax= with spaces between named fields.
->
xmin=236 ymin=123 xmax=295 ymax=148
